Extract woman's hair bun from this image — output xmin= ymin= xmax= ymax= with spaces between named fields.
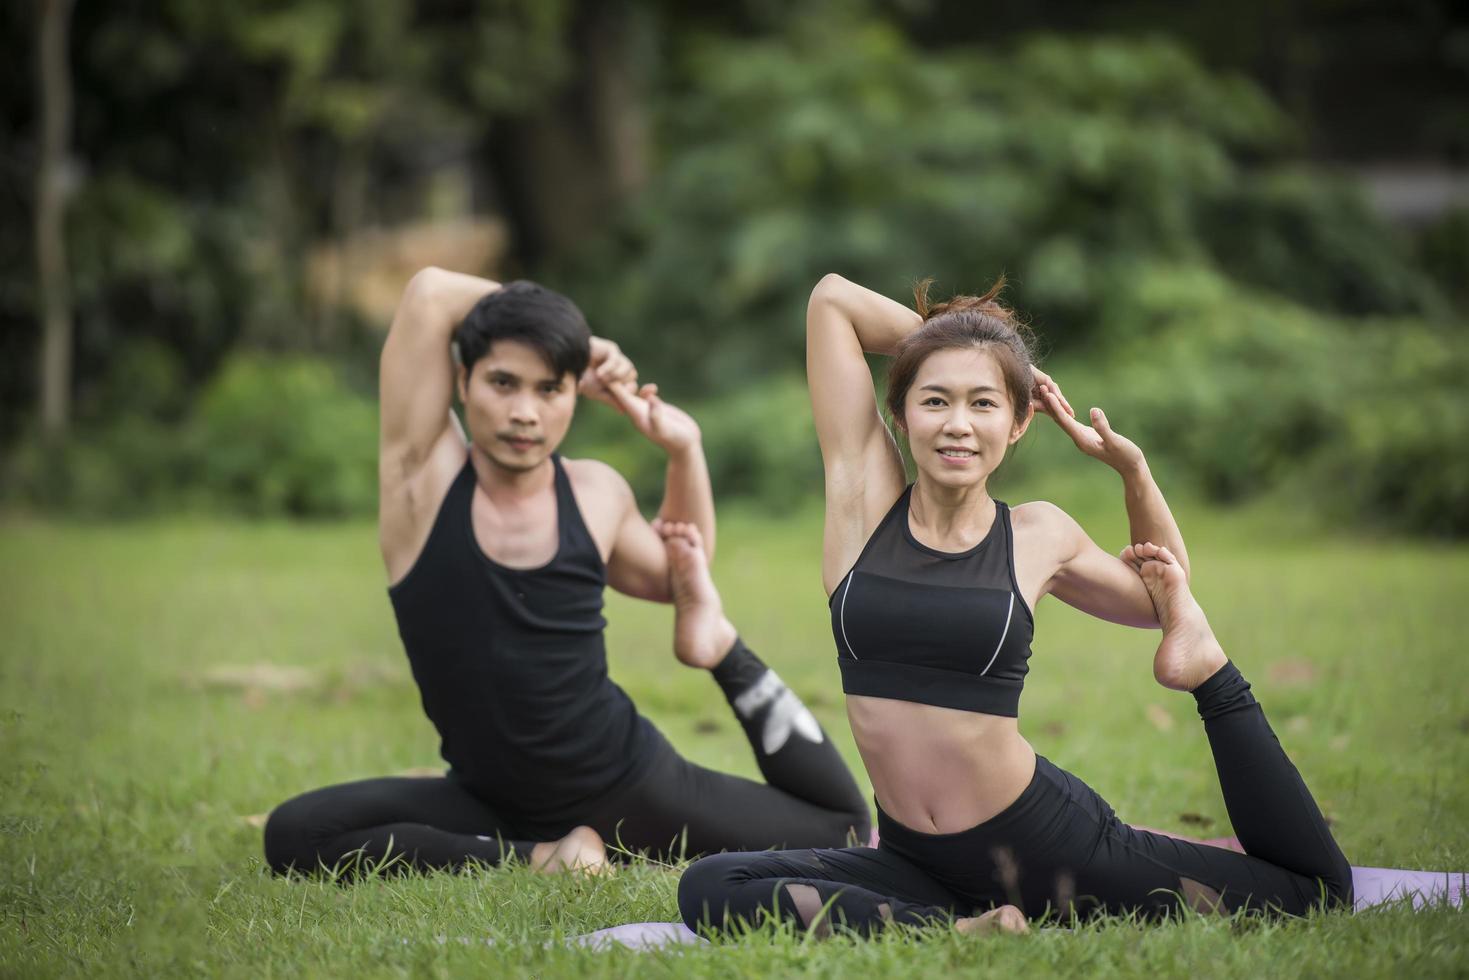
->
xmin=913 ymin=275 xmax=1018 ymax=327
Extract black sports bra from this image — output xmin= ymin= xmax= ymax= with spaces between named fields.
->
xmin=829 ymin=486 xmax=1035 ymax=717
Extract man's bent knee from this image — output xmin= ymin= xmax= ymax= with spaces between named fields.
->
xmin=262 ymin=796 xmax=320 ymax=876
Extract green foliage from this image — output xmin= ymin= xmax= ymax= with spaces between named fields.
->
xmin=1 ymin=0 xmax=580 ymax=441
xmin=3 ymin=353 xmax=378 ymax=519
xmin=555 ymin=27 xmax=1464 ymax=534
xmin=1071 ymin=263 xmax=1469 ymax=534
xmin=4 ymin=418 xmax=185 ymax=518
xmin=697 ymin=374 xmax=824 ymax=513
xmin=193 ymin=355 xmax=378 ymax=517
xmin=1316 ymin=325 xmax=1469 ymax=537
xmin=1418 ymin=207 xmax=1469 ymax=310
xmin=569 ymin=30 xmax=1444 ymax=397
xmin=1207 ymin=168 xmax=1445 ymax=318
xmin=3 ymin=342 xmax=194 ymax=517
xmin=6 ymin=11 xmax=1465 ymax=535
xmin=563 ymin=375 xmax=823 ymax=514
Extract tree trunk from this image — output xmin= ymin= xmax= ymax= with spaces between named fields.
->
xmin=485 ymin=0 xmax=651 ymax=269
xmin=36 ymin=0 xmax=75 ymax=439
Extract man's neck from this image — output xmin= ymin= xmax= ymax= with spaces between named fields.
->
xmin=467 ymin=443 xmax=556 ymax=506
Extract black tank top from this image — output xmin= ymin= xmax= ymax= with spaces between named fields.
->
xmin=388 ymin=455 xmax=652 ymax=818
xmin=829 ymin=486 xmax=1035 ymax=716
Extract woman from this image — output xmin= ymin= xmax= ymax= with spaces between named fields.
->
xmin=677 ymin=274 xmax=1352 ymax=937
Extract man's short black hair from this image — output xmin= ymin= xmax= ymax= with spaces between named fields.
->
xmin=452 ymin=280 xmax=592 ymax=380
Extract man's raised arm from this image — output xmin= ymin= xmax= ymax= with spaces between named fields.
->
xmin=378 ymin=267 xmax=500 ymax=485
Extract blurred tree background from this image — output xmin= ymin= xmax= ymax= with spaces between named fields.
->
xmin=2 ymin=0 xmax=1466 ymax=532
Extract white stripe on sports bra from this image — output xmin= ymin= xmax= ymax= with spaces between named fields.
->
xmin=838 ymin=574 xmax=858 ymax=660
xmin=978 ymin=592 xmax=1014 ymax=676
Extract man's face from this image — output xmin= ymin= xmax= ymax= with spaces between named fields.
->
xmin=457 ymin=340 xmax=577 ymax=472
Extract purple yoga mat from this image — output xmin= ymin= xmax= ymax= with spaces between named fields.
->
xmin=570 ymin=921 xmax=705 ymax=951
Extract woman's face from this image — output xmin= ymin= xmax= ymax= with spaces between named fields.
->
xmin=900 ymin=346 xmax=1031 ymax=490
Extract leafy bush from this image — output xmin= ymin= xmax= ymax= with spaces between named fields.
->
xmin=563 ymin=374 xmax=824 ymax=515
xmin=3 ymin=418 xmax=186 ymax=518
xmin=4 ymin=353 xmax=378 ymax=519
xmin=1315 ymin=325 xmax=1469 ymax=536
xmin=1419 ymin=207 xmax=1469 ymax=311
xmin=1207 ymin=167 xmax=1443 ymax=318
xmin=193 ymin=354 xmax=378 ymax=517
xmin=697 ymin=375 xmax=824 ymax=514
xmin=3 ymin=342 xmax=196 ymax=517
xmin=565 ymin=31 xmax=1446 ymax=400
xmin=1069 ymin=263 xmax=1469 ymax=533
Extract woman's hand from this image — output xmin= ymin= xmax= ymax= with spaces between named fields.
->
xmin=1040 ymin=388 xmax=1145 ymax=474
xmin=578 ymin=337 xmax=639 ymax=408
xmin=1030 ymin=365 xmax=1075 ymax=421
xmin=608 ymin=382 xmax=702 ymax=455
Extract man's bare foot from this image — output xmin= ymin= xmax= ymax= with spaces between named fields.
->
xmin=955 ymin=905 xmax=1029 ymax=936
xmin=659 ymin=521 xmax=738 ymax=670
xmin=529 ymin=825 xmax=609 ymax=875
xmin=1136 ymin=546 xmax=1228 ymax=692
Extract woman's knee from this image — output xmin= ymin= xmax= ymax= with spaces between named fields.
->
xmin=678 ymin=852 xmax=755 ymax=931
xmin=1324 ymin=856 xmax=1355 ymax=910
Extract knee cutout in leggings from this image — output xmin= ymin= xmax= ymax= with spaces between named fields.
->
xmin=1179 ymin=877 xmax=1225 ymax=915
xmin=784 ymin=884 xmax=833 ymax=938
xmin=990 ymin=846 xmax=1023 ymax=906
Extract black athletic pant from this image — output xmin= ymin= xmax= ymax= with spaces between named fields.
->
xmin=264 ymin=641 xmax=869 ymax=875
xmin=678 ymin=662 xmax=1353 ymax=935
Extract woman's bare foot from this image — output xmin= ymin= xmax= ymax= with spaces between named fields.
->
xmin=529 ymin=825 xmax=609 ymax=875
xmin=1136 ymin=546 xmax=1227 ymax=692
xmin=659 ymin=521 xmax=738 ymax=670
xmin=955 ymin=905 xmax=1029 ymax=936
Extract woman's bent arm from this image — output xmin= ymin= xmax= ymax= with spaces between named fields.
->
xmin=1116 ymin=456 xmax=1190 ymax=579
xmin=806 ymin=274 xmax=916 ymax=591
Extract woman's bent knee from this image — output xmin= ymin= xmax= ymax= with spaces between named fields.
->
xmin=678 ymin=852 xmax=749 ymax=931
xmin=1326 ymin=858 xmax=1355 ymax=911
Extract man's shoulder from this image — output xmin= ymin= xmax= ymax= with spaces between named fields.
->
xmin=561 ymin=456 xmax=634 ymax=500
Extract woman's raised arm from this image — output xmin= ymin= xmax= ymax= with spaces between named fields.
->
xmin=805 ymin=274 xmax=919 ymax=592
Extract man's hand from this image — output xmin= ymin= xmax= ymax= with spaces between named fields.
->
xmin=608 ymin=383 xmax=702 ymax=455
xmin=578 ymin=337 xmax=639 ymax=408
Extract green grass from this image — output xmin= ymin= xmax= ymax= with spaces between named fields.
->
xmin=2 ymin=477 xmax=1467 ymax=977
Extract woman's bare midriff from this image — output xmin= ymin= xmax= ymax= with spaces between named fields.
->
xmin=846 ymin=693 xmax=1037 ymax=834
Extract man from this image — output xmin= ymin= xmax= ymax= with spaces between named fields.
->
xmin=263 ymin=268 xmax=868 ymax=875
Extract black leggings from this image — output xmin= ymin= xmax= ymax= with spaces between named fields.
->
xmin=678 ymin=662 xmax=1353 ymax=934
xmin=264 ymin=642 xmax=870 ymax=875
